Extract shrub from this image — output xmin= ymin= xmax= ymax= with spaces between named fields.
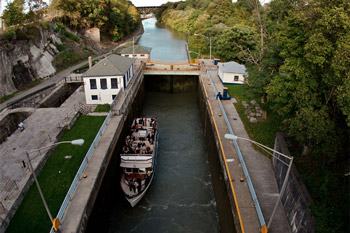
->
xmin=55 ymin=43 xmax=65 ymax=52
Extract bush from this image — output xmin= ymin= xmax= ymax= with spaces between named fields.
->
xmin=53 ymin=49 xmax=80 ymax=69
xmin=55 ymin=43 xmax=65 ymax=52
xmin=5 ymin=29 xmax=16 ymax=40
xmin=53 ymin=23 xmax=79 ymax=42
xmin=40 ymin=21 xmax=50 ymax=30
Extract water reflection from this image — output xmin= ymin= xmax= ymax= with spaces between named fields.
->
xmin=137 ymin=18 xmax=188 ymax=61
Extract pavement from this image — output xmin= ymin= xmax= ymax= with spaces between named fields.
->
xmin=0 ymin=86 xmax=85 ymax=232
xmin=200 ymin=59 xmax=291 ymax=233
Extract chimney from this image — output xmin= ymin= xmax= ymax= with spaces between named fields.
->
xmin=88 ymin=56 xmax=92 ymax=69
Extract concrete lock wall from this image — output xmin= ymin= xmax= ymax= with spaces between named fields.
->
xmin=80 ymin=78 xmax=146 ymax=232
xmin=144 ymin=75 xmax=198 ymax=93
xmin=0 ymin=112 xmax=30 ymax=144
xmin=197 ymin=79 xmax=238 ymax=233
xmin=82 ymin=74 xmax=240 ymax=233
xmin=273 ymin=133 xmax=315 ymax=233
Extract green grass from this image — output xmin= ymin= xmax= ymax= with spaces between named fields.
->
xmin=94 ymin=104 xmax=110 ymax=112
xmin=226 ymin=85 xmax=283 ymax=151
xmin=5 ymin=116 xmax=106 ymax=233
xmin=188 ymin=44 xmax=210 ymax=62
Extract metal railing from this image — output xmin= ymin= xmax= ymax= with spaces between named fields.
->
xmin=112 ymin=66 xmax=144 ymax=116
xmin=49 ymin=111 xmax=112 ymax=233
xmin=206 ymin=70 xmax=267 ymax=228
xmin=65 ymin=74 xmax=83 ymax=83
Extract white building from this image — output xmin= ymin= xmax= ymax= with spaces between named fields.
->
xmin=82 ymin=54 xmax=135 ymax=105
xmin=218 ymin=61 xmax=247 ymax=85
xmin=120 ymin=45 xmax=152 ymax=59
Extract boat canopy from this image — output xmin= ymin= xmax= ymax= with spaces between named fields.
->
xmin=120 ymin=155 xmax=153 ymax=168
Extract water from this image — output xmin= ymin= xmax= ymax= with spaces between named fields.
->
xmin=89 ymin=18 xmax=220 ymax=233
xmin=137 ymin=18 xmax=188 ymax=60
xmin=107 ymin=92 xmax=219 ymax=233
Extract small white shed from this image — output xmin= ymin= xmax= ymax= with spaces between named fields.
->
xmin=120 ymin=45 xmax=152 ymax=59
xmin=218 ymin=61 xmax=247 ymax=85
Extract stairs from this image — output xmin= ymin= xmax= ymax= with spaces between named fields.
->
xmin=74 ymin=102 xmax=90 ymax=115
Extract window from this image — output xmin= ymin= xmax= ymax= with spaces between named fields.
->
xmin=111 ymin=78 xmax=118 ymax=89
xmin=100 ymin=78 xmax=107 ymax=89
xmin=112 ymin=95 xmax=117 ymax=100
xmin=91 ymin=95 xmax=98 ymax=100
xmin=125 ymin=55 xmax=129 ymax=57
xmin=90 ymin=79 xmax=97 ymax=89
xmin=234 ymin=75 xmax=239 ymax=81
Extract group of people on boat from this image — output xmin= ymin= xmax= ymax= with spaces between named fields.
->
xmin=122 ymin=118 xmax=157 ymax=155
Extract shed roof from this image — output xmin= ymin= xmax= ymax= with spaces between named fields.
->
xmin=120 ymin=45 xmax=152 ymax=54
xmin=83 ymin=54 xmax=134 ymax=77
xmin=218 ymin=61 xmax=247 ymax=74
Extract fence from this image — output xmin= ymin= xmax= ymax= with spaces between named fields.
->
xmin=49 ymin=111 xmax=112 ymax=233
xmin=65 ymin=74 xmax=83 ymax=83
xmin=206 ymin=70 xmax=267 ymax=228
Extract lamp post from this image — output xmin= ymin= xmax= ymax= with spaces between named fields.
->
xmin=26 ymin=139 xmax=84 ymax=231
xmin=194 ymin=33 xmax=212 ymax=61
xmin=224 ymin=134 xmax=293 ymax=230
xmin=133 ymin=36 xmax=135 ymax=56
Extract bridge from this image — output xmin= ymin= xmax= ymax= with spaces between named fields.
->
xmin=143 ymin=59 xmax=202 ymax=75
xmin=136 ymin=6 xmax=165 ymax=14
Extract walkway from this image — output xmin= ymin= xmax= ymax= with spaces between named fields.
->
xmin=0 ymin=86 xmax=85 ymax=232
xmin=201 ymin=59 xmax=290 ymax=233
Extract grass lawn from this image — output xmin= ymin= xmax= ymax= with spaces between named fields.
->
xmin=225 ymin=85 xmax=283 ymax=151
xmin=94 ymin=104 xmax=110 ymax=112
xmin=5 ymin=116 xmax=106 ymax=233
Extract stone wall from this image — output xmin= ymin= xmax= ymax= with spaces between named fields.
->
xmin=273 ymin=133 xmax=315 ymax=233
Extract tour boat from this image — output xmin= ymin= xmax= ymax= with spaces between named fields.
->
xmin=120 ymin=117 xmax=159 ymax=207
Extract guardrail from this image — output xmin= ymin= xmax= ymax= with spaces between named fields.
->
xmin=49 ymin=111 xmax=112 ymax=233
xmin=206 ymin=70 xmax=267 ymax=228
xmin=112 ymin=66 xmax=144 ymax=116
xmin=65 ymin=74 xmax=83 ymax=83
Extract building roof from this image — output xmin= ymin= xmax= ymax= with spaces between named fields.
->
xmin=83 ymin=54 xmax=135 ymax=77
xmin=120 ymin=45 xmax=152 ymax=54
xmin=218 ymin=61 xmax=247 ymax=74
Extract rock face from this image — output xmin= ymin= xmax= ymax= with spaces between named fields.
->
xmin=0 ymin=27 xmax=58 ymax=98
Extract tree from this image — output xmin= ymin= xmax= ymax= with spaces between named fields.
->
xmin=266 ymin=0 xmax=350 ymax=159
xmin=213 ymin=25 xmax=257 ymax=62
xmin=2 ymin=0 xmax=25 ymax=26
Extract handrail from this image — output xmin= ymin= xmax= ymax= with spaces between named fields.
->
xmin=112 ymin=66 xmax=144 ymax=116
xmin=49 ymin=111 xmax=112 ymax=233
xmin=206 ymin=70 xmax=267 ymax=229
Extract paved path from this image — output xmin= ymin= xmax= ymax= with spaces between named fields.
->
xmin=0 ymin=86 xmax=85 ymax=232
xmin=201 ymin=61 xmax=290 ymax=233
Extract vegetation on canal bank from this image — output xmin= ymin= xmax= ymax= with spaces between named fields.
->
xmin=156 ymin=1 xmax=350 ymax=232
xmin=5 ymin=116 xmax=106 ymax=233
